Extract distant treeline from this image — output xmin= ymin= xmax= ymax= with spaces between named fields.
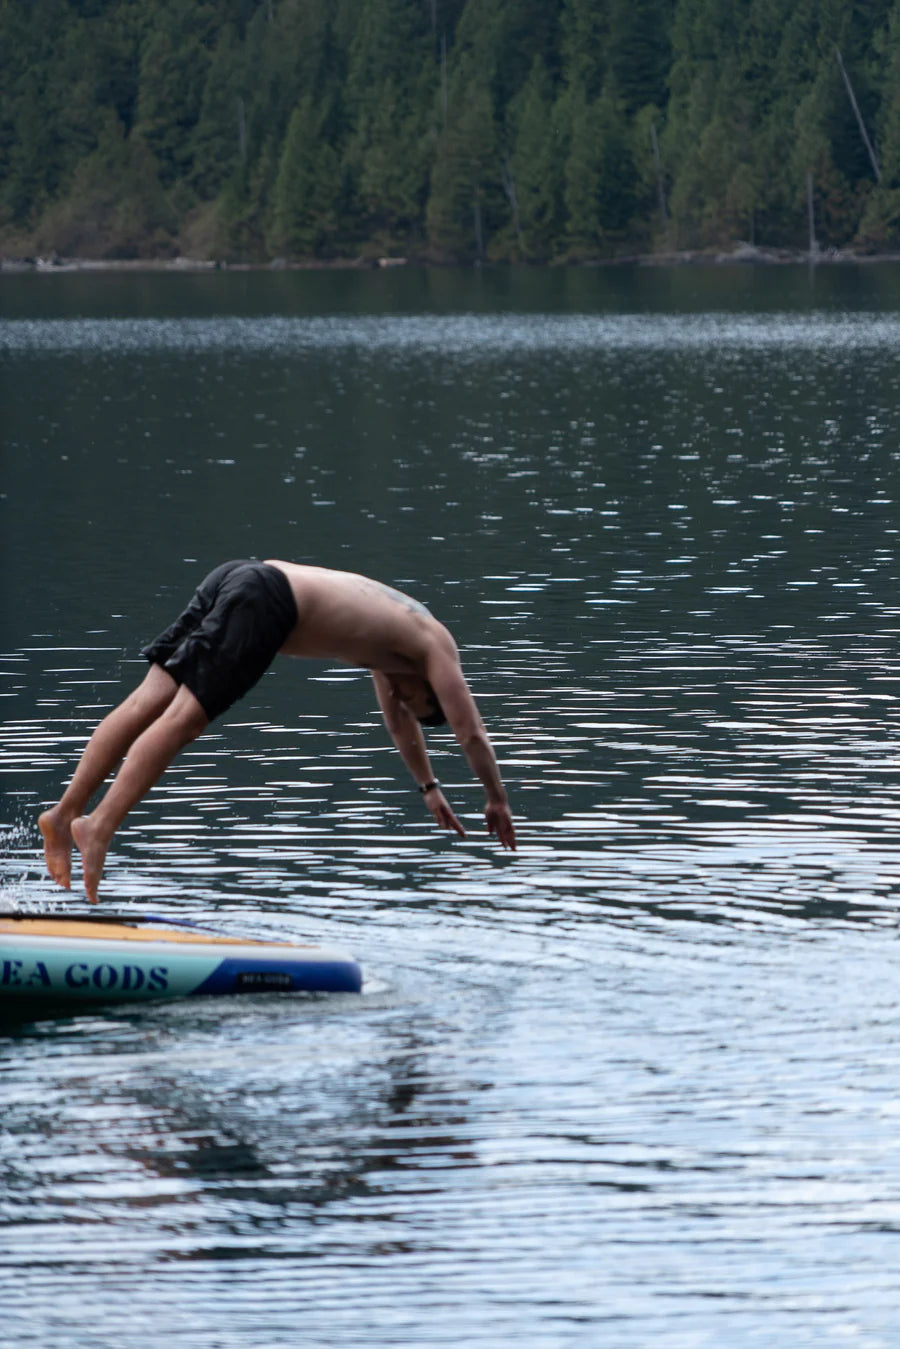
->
xmin=3 ymin=0 xmax=900 ymax=263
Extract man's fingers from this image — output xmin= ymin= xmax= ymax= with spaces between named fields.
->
xmin=425 ymin=791 xmax=467 ymax=838
xmin=493 ymin=819 xmax=516 ymax=849
xmin=486 ymin=807 xmax=517 ymax=851
xmin=439 ymin=806 xmax=467 ymax=838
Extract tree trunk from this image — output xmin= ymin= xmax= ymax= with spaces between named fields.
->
xmin=835 ymin=46 xmax=881 ymax=182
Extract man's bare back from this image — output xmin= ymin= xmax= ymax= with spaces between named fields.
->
xmin=266 ymin=562 xmax=447 ymax=673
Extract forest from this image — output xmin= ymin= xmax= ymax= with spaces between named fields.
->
xmin=2 ymin=0 xmax=900 ymax=264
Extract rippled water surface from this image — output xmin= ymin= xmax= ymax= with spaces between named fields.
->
xmin=4 ymin=265 xmax=900 ymax=1346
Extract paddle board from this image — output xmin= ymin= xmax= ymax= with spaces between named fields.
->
xmin=0 ymin=912 xmax=362 ymax=1004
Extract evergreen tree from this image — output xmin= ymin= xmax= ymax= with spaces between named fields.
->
xmin=0 ymin=0 xmax=78 ymax=228
xmin=564 ymin=80 xmax=636 ymax=257
xmin=663 ymin=0 xmax=742 ymax=246
xmin=268 ymin=95 xmax=343 ymax=257
xmin=191 ymin=24 xmax=247 ymax=199
xmin=352 ymin=75 xmax=433 ymax=244
xmin=607 ymin=0 xmax=674 ymax=117
xmin=133 ymin=0 xmax=218 ymax=189
xmin=343 ymin=0 xmax=431 ymax=113
xmin=426 ymin=80 xmax=501 ymax=259
xmin=634 ymin=105 xmax=672 ymax=248
xmin=506 ymin=56 xmax=564 ymax=259
xmin=220 ymin=134 xmax=280 ymax=259
xmin=792 ymin=67 xmax=864 ymax=247
xmin=859 ymin=0 xmax=900 ymax=245
xmin=559 ymin=0 xmax=609 ymax=101
xmin=341 ymin=0 xmax=435 ymax=246
xmin=451 ymin=0 xmax=562 ymax=107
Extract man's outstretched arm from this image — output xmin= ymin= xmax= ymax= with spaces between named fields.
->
xmin=423 ymin=644 xmax=517 ymax=851
xmin=372 ymin=671 xmax=467 ymax=838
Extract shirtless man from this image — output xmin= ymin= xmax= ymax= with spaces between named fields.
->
xmin=38 ymin=560 xmax=516 ymax=903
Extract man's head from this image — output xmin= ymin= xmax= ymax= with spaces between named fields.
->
xmin=387 ymin=675 xmax=448 ymax=726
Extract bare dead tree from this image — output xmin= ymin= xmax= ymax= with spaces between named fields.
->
xmin=501 ymin=154 xmax=524 ymax=252
xmin=237 ymin=97 xmax=247 ymax=164
xmin=473 ymin=188 xmax=484 ymax=263
xmin=650 ymin=121 xmax=669 ymax=246
xmin=807 ymin=170 xmax=818 ymax=255
xmin=835 ymin=46 xmax=881 ymax=181
xmin=440 ymin=30 xmax=448 ymax=128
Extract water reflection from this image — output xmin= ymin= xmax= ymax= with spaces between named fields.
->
xmin=4 ymin=311 xmax=900 ymax=357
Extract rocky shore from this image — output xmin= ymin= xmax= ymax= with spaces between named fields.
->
xmin=3 ymin=243 xmax=900 ymax=274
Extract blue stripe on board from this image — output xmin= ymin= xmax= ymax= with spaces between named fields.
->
xmin=190 ymin=956 xmax=363 ymax=996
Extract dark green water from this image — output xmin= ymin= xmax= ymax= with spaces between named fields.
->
xmin=3 ymin=264 xmax=900 ymax=1347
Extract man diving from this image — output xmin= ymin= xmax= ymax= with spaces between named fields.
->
xmin=39 ymin=560 xmax=517 ymax=903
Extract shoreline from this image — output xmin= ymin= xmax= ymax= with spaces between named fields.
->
xmin=3 ymin=243 xmax=900 ymax=275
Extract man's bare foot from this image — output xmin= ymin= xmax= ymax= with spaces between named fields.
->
xmin=38 ymin=807 xmax=73 ymax=889
xmin=70 ymin=815 xmax=108 ymax=905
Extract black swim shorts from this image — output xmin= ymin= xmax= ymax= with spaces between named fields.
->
xmin=141 ymin=560 xmax=298 ymax=721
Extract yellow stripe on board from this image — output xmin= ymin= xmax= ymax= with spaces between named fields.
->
xmin=0 ymin=918 xmax=298 ymax=947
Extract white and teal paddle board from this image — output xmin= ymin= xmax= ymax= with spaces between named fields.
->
xmin=0 ymin=912 xmax=362 ymax=1004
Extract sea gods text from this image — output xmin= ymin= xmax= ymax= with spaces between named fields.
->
xmin=1 ymin=958 xmax=169 ymax=993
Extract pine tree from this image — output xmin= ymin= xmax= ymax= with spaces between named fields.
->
xmin=0 ymin=0 xmax=78 ymax=229
xmin=353 ymin=76 xmax=433 ymax=243
xmin=564 ymin=80 xmax=635 ymax=257
xmin=426 ymin=80 xmax=500 ymax=259
xmin=506 ymin=56 xmax=564 ymax=259
xmin=220 ymin=134 xmax=280 ymax=259
xmin=559 ymin=0 xmax=609 ymax=101
xmin=191 ymin=24 xmax=247 ymax=199
xmin=268 ymin=95 xmax=343 ymax=257
xmin=858 ymin=0 xmax=900 ymax=245
xmin=341 ymin=0 xmax=434 ymax=247
xmin=133 ymin=0 xmax=218 ymax=189
xmin=607 ymin=0 xmax=674 ymax=117
xmin=792 ymin=68 xmax=864 ymax=248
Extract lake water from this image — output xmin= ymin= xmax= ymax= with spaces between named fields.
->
xmin=3 ymin=263 xmax=900 ymax=1347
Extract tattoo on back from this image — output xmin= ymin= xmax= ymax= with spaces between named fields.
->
xmin=361 ymin=578 xmax=432 ymax=618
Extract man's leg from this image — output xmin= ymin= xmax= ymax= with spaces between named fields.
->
xmin=39 ymin=665 xmax=180 ymax=889
xmin=69 ymin=683 xmax=209 ymax=903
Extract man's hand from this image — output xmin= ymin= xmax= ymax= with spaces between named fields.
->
xmin=485 ymin=801 xmax=516 ymax=851
xmin=424 ymin=787 xmax=467 ymax=839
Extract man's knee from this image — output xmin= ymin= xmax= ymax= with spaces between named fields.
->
xmin=163 ymin=684 xmax=210 ymax=741
xmin=131 ymin=664 xmax=178 ymax=709
xmin=118 ymin=666 xmax=178 ymax=727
